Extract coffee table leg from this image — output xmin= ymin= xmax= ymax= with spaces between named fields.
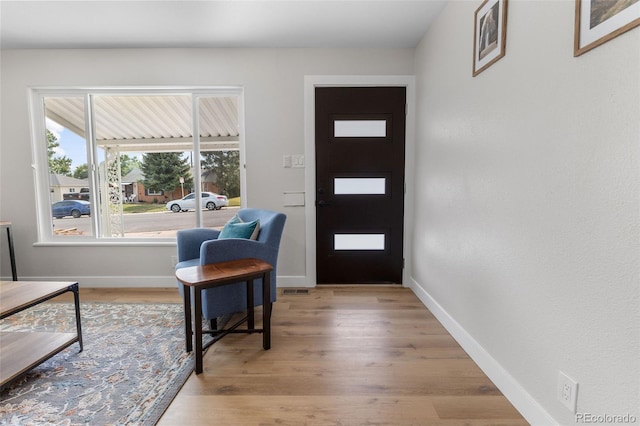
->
xmin=6 ymin=226 xmax=17 ymax=281
xmin=194 ymin=288 xmax=203 ymax=374
xmin=183 ymin=284 xmax=192 ymax=353
xmin=262 ymin=272 xmax=271 ymax=350
xmin=71 ymin=283 xmax=83 ymax=352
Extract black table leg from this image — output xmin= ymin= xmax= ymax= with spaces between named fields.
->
xmin=183 ymin=284 xmax=192 ymax=353
xmin=6 ymin=226 xmax=17 ymax=281
xmin=246 ymin=279 xmax=255 ymax=330
xmin=262 ymin=272 xmax=271 ymax=350
xmin=71 ymin=283 xmax=83 ymax=351
xmin=194 ymin=288 xmax=203 ymax=374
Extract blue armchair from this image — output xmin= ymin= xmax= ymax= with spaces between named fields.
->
xmin=175 ymin=208 xmax=286 ymax=323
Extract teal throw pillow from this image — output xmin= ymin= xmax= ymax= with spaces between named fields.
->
xmin=225 ymin=214 xmax=243 ymax=226
xmin=219 ymin=216 xmax=260 ymax=240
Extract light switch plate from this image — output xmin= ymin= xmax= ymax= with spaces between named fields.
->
xmin=291 ymin=154 xmax=305 ymax=168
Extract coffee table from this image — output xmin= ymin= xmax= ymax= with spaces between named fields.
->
xmin=175 ymin=258 xmax=273 ymax=374
xmin=0 ymin=281 xmax=83 ymax=388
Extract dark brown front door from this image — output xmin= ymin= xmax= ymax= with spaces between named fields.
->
xmin=315 ymin=87 xmax=406 ymax=284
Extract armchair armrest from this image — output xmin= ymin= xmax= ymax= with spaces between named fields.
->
xmin=177 ymin=228 xmax=220 ymax=262
xmin=200 ymin=238 xmax=274 ymax=265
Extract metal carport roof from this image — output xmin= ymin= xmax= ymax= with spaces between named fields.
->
xmin=44 ymin=94 xmax=240 ymax=152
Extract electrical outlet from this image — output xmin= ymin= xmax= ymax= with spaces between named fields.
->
xmin=558 ymin=371 xmax=578 ymax=412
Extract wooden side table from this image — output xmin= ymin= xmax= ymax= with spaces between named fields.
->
xmin=175 ymin=258 xmax=273 ymax=374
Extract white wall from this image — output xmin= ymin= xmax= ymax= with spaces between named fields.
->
xmin=0 ymin=48 xmax=414 ymax=286
xmin=411 ymin=0 xmax=639 ymax=424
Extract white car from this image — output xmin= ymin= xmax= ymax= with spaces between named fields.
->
xmin=166 ymin=192 xmax=229 ymax=213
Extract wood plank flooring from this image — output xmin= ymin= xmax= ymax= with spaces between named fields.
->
xmin=75 ymin=286 xmax=528 ymax=425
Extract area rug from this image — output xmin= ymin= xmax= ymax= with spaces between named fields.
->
xmin=0 ymin=302 xmax=195 ymax=426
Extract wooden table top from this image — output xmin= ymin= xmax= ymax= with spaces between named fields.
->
xmin=175 ymin=258 xmax=273 ymax=288
xmin=1 ymin=281 xmax=78 ymax=318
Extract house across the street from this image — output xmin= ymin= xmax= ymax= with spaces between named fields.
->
xmin=49 ymin=174 xmax=89 ymax=203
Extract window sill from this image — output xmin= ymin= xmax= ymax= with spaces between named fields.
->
xmin=33 ymin=239 xmax=176 ymax=247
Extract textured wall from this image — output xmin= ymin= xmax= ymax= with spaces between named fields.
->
xmin=412 ymin=0 xmax=639 ymax=423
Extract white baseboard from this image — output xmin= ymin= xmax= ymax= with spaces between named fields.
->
xmin=276 ymin=276 xmax=313 ymax=288
xmin=408 ymin=277 xmax=557 ymax=426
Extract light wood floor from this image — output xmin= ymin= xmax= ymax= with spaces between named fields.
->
xmin=74 ymin=287 xmax=528 ymax=425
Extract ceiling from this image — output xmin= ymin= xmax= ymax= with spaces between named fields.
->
xmin=0 ymin=1 xmax=446 ymax=50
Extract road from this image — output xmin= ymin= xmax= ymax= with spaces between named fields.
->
xmin=52 ymin=207 xmax=239 ymax=237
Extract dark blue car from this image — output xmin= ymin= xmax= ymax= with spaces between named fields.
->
xmin=52 ymin=200 xmax=91 ymax=219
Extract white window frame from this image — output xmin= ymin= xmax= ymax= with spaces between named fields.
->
xmin=29 ymin=86 xmax=246 ymax=245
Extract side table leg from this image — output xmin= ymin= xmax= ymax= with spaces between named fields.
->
xmin=246 ymin=279 xmax=255 ymax=330
xmin=183 ymin=284 xmax=192 ymax=353
xmin=194 ymin=288 xmax=203 ymax=374
xmin=262 ymin=272 xmax=271 ymax=350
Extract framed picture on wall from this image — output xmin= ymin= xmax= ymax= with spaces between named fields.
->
xmin=473 ymin=0 xmax=508 ymax=77
xmin=574 ymin=0 xmax=640 ymax=56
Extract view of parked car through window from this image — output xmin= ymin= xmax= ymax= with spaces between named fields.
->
xmin=166 ymin=192 xmax=229 ymax=213
xmin=52 ymin=200 xmax=91 ymax=219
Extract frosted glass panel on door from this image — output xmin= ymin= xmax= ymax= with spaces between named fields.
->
xmin=334 ymin=178 xmax=386 ymax=195
xmin=334 ymin=120 xmax=386 ymax=137
xmin=334 ymin=234 xmax=385 ymax=251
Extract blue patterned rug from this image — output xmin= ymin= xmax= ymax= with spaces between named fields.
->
xmin=0 ymin=302 xmax=194 ymax=425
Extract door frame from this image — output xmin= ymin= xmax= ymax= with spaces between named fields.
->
xmin=303 ymin=75 xmax=416 ymax=287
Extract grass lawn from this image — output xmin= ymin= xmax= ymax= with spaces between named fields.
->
xmin=122 ymin=203 xmax=166 ymax=214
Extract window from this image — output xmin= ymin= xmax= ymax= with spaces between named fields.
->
xmin=31 ymin=88 xmax=244 ymax=242
xmin=334 ymin=178 xmax=386 ymax=195
xmin=333 ymin=120 xmax=387 ymax=138
xmin=334 ymin=234 xmax=385 ymax=251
